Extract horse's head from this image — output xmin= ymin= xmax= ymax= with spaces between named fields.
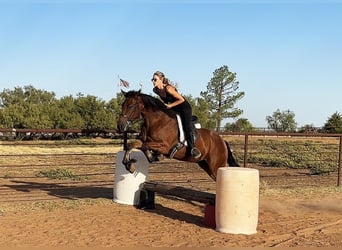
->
xmin=118 ymin=90 xmax=145 ymax=132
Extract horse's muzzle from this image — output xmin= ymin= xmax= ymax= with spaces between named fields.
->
xmin=117 ymin=120 xmax=131 ymax=132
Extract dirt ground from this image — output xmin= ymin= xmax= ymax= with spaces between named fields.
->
xmin=0 ymin=157 xmax=342 ymax=247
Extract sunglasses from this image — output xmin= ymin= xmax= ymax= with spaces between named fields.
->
xmin=151 ymin=78 xmax=158 ymax=82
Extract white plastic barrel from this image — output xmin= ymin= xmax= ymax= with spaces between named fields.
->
xmin=215 ymin=167 xmax=259 ymax=234
xmin=113 ymin=150 xmax=149 ymax=205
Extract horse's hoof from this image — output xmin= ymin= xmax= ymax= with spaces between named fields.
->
xmin=127 ymin=164 xmax=136 ymax=173
xmin=125 ymin=162 xmax=136 ymax=173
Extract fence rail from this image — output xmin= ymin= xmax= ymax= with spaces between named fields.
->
xmin=220 ymin=132 xmax=342 ymax=187
xmin=0 ymin=128 xmax=126 ymax=140
xmin=0 ymin=128 xmax=341 ymax=187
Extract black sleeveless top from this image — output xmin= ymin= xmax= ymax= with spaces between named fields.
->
xmin=153 ymin=86 xmax=178 ymax=104
xmin=153 ymin=85 xmax=191 ymax=116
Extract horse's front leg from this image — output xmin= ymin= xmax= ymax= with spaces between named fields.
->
xmin=122 ymin=140 xmax=143 ymax=173
xmin=142 ymin=141 xmax=170 ymax=157
xmin=122 ymin=140 xmax=170 ymax=172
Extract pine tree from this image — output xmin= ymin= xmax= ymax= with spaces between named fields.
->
xmin=322 ymin=112 xmax=342 ymax=133
xmin=200 ymin=65 xmax=245 ymax=131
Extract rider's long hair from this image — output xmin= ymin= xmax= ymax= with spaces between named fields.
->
xmin=153 ymin=71 xmax=177 ymax=88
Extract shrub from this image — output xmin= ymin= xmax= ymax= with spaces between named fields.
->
xmin=36 ymin=168 xmax=86 ymax=181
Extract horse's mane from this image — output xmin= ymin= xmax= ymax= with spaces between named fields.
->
xmin=125 ymin=90 xmax=177 ymax=118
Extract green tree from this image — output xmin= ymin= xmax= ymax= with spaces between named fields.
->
xmin=224 ymin=118 xmax=254 ymax=132
xmin=200 ymin=65 xmax=245 ymax=131
xmin=0 ymin=85 xmax=56 ymax=128
xmin=184 ymin=95 xmax=213 ymax=129
xmin=51 ymin=95 xmax=84 ymax=129
xmin=298 ymin=124 xmax=318 ymax=133
xmin=322 ymin=112 xmax=342 ymax=133
xmin=0 ymin=85 xmax=120 ymax=130
xmin=266 ymin=109 xmax=297 ymax=132
xmin=74 ymin=94 xmax=116 ymax=129
xmin=107 ymin=92 xmax=125 ymax=123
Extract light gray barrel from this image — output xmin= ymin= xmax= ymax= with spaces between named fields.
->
xmin=215 ymin=167 xmax=259 ymax=234
xmin=113 ymin=150 xmax=149 ymax=205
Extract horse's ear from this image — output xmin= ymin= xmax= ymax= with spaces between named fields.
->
xmin=121 ymin=89 xmax=127 ymax=96
xmin=138 ymin=89 xmax=141 ymax=94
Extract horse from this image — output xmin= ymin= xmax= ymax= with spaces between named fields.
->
xmin=117 ymin=90 xmax=239 ymax=181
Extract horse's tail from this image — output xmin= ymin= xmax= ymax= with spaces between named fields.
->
xmin=225 ymin=141 xmax=240 ymax=167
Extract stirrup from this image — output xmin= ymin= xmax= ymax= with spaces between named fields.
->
xmin=191 ymin=147 xmax=201 ymax=159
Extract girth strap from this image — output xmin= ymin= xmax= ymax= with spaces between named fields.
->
xmin=169 ymin=142 xmax=184 ymax=159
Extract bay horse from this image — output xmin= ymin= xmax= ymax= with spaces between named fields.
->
xmin=117 ymin=90 xmax=239 ymax=181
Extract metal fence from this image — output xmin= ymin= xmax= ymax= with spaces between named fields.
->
xmin=220 ymin=131 xmax=342 ymax=187
xmin=1 ymin=128 xmax=341 ymax=186
xmin=0 ymin=129 xmax=341 ymax=204
xmin=0 ymin=128 xmax=120 ymax=140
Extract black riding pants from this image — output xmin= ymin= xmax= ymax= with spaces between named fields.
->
xmin=171 ymin=101 xmax=195 ymax=154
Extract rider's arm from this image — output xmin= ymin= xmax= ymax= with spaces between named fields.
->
xmin=165 ymin=85 xmax=185 ymax=108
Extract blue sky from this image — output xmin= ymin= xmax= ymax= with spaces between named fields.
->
xmin=0 ymin=0 xmax=341 ymax=128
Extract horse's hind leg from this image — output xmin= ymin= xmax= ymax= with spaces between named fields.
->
xmin=197 ymin=160 xmax=216 ymax=181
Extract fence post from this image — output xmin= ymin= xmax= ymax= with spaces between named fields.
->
xmin=123 ymin=131 xmax=128 ymax=151
xmin=243 ymin=134 xmax=248 ymax=168
xmin=338 ymin=136 xmax=342 ymax=187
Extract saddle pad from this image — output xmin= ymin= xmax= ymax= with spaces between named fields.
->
xmin=176 ymin=114 xmax=187 ymax=146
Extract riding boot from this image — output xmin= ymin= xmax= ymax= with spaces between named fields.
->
xmin=188 ymin=131 xmax=202 ymax=159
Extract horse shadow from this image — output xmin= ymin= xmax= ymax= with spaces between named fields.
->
xmin=4 ymin=180 xmax=113 ymax=200
xmin=147 ymin=204 xmax=206 ymax=228
xmin=137 ymin=193 xmax=209 ymax=228
xmin=5 ymin=180 xmax=210 ymax=228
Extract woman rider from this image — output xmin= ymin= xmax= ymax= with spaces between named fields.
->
xmin=151 ymin=71 xmax=201 ymax=159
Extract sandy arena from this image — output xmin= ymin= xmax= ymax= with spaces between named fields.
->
xmin=0 ymin=156 xmax=341 ymax=247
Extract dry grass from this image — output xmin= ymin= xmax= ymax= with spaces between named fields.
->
xmin=260 ymin=184 xmax=342 ymax=198
xmin=0 ymin=138 xmax=122 ymax=155
xmin=1 ymin=137 xmax=341 ymax=212
xmin=0 ymin=145 xmax=122 ymax=155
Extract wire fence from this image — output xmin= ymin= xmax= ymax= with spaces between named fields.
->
xmin=221 ymin=132 xmax=341 ymax=186
xmin=0 ymin=130 xmax=341 ymax=203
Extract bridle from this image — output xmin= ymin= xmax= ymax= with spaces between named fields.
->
xmin=119 ymin=98 xmax=141 ymax=131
